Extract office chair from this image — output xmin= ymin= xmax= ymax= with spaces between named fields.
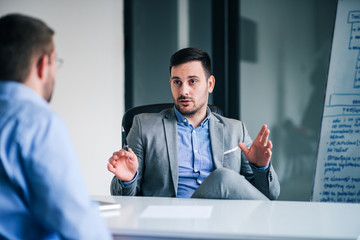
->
xmin=121 ymin=103 xmax=223 ymax=148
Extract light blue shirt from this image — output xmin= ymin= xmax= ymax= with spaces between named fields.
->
xmin=174 ymin=107 xmax=214 ymax=198
xmin=0 ymin=81 xmax=111 ymax=240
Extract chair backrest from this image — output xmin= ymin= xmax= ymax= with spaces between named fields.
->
xmin=121 ymin=103 xmax=223 ymax=147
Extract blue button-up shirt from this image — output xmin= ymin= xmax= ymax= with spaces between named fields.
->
xmin=0 ymin=81 xmax=111 ymax=240
xmin=174 ymin=107 xmax=215 ymax=198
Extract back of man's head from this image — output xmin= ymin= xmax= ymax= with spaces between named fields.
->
xmin=0 ymin=13 xmax=54 ymax=83
xmin=169 ymin=47 xmax=212 ymax=79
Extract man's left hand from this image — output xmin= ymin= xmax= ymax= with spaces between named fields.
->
xmin=238 ymin=124 xmax=272 ymax=168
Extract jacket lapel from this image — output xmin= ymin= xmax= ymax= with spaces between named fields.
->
xmin=209 ymin=114 xmax=224 ymax=169
xmin=163 ymin=109 xmax=179 ymax=194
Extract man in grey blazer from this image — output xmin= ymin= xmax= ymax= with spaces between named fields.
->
xmin=108 ymin=48 xmax=280 ymax=200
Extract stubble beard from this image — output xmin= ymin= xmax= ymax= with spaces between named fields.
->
xmin=44 ymin=72 xmax=55 ymax=103
xmin=174 ymin=96 xmax=207 ymax=117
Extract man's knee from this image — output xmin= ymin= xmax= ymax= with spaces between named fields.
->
xmin=208 ymin=168 xmax=242 ymax=185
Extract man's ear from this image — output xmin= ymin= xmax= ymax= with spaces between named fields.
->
xmin=208 ymin=75 xmax=215 ymax=93
xmin=36 ymin=55 xmax=49 ymax=81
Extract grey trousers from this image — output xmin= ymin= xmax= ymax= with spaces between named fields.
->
xmin=191 ymin=168 xmax=269 ymax=200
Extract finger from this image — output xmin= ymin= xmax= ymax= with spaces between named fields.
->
xmin=112 ymin=151 xmax=123 ymax=159
xmin=107 ymin=163 xmax=116 ymax=174
xmin=267 ymin=140 xmax=273 ymax=150
xmin=238 ymin=142 xmax=249 ymax=155
xmin=254 ymin=124 xmax=267 ymax=143
xmin=119 ymin=149 xmax=128 ymax=156
xmin=261 ymin=129 xmax=270 ymax=146
xmin=108 ymin=157 xmax=117 ymax=166
xmin=265 ymin=148 xmax=272 ymax=162
xmin=114 ymin=149 xmax=130 ymax=159
xmin=121 ymin=149 xmax=132 ymax=160
xmin=127 ymin=148 xmax=137 ymax=162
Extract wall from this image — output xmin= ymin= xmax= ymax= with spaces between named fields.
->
xmin=131 ymin=0 xmax=177 ymax=107
xmin=130 ymin=0 xmax=213 ymax=108
xmin=0 ymin=0 xmax=124 ymax=195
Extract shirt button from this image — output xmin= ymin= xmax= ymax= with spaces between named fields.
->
xmin=194 ymin=169 xmax=199 ymax=173
xmin=197 ymin=180 xmax=202 ymax=184
xmin=194 ymin=149 xmax=198 ymax=153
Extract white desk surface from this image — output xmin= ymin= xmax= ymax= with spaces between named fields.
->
xmin=94 ymin=195 xmax=360 ymax=240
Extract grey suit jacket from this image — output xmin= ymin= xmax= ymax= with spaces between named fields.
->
xmin=111 ymin=108 xmax=280 ymax=200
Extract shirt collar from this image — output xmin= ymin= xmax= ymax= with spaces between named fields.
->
xmin=174 ymin=106 xmax=211 ymax=128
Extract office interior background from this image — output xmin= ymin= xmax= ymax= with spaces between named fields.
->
xmin=0 ymin=0 xmax=337 ymax=201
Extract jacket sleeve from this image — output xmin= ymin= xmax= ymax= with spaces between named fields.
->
xmin=110 ymin=115 xmax=144 ymax=196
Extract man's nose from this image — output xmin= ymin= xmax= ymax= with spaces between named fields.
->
xmin=180 ymin=84 xmax=189 ymax=96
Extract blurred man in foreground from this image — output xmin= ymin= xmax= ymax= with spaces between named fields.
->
xmin=0 ymin=13 xmax=111 ymax=239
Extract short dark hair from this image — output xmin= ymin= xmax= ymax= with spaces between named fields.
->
xmin=169 ymin=47 xmax=212 ymax=79
xmin=0 ymin=13 xmax=54 ymax=83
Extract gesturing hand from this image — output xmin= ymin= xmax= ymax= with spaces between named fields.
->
xmin=107 ymin=148 xmax=139 ymax=182
xmin=238 ymin=124 xmax=272 ymax=168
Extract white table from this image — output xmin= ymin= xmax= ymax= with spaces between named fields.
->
xmin=94 ymin=195 xmax=360 ymax=240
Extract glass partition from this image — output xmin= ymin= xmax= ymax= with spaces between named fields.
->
xmin=240 ymin=0 xmax=337 ymax=200
xmin=127 ymin=0 xmax=337 ymax=200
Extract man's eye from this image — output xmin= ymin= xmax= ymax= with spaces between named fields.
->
xmin=190 ymin=80 xmax=197 ymax=84
xmin=173 ymin=80 xmax=181 ymax=85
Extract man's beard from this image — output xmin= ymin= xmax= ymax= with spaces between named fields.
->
xmin=43 ymin=73 xmax=55 ymax=103
xmin=175 ymin=96 xmax=204 ymax=116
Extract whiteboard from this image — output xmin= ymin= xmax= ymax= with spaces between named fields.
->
xmin=312 ymin=0 xmax=360 ymax=203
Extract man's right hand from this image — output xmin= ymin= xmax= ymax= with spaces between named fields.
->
xmin=107 ymin=148 xmax=139 ymax=182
